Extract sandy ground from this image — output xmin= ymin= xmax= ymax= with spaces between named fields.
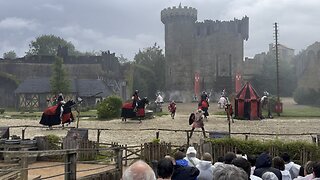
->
xmin=1 ymin=98 xmax=320 ymax=146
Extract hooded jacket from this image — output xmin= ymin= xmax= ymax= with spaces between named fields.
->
xmin=196 ymin=160 xmax=214 ymax=180
xmin=171 ymin=164 xmax=200 ymax=180
xmin=253 ymin=153 xmax=283 ymax=180
xmin=285 ymin=162 xmax=301 ymax=179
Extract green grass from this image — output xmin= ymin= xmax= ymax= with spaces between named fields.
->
xmin=213 ymin=106 xmax=320 ymax=118
xmin=155 ymin=111 xmax=169 ymax=117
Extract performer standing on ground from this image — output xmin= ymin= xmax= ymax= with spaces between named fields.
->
xmin=168 ymin=100 xmax=176 ymax=119
xmin=189 ymin=109 xmax=207 ymax=138
xmin=198 ymin=91 xmax=209 ymax=120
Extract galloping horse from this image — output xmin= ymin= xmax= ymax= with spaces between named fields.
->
xmin=40 ymin=100 xmax=76 ymax=129
xmin=121 ymin=97 xmax=149 ymax=123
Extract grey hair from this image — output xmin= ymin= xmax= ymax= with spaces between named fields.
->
xmin=122 ymin=160 xmax=156 ymax=180
xmin=261 ymin=172 xmax=279 ymax=180
xmin=213 ymin=164 xmax=248 ymax=180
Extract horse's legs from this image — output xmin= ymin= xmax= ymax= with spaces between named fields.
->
xmin=189 ymin=128 xmax=195 ymax=138
xmin=201 ymin=127 xmax=207 ymax=138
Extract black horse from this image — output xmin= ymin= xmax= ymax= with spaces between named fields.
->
xmin=121 ymin=97 xmax=149 ymax=123
xmin=40 ymin=100 xmax=76 ymax=129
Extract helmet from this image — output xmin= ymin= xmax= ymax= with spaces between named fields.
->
xmin=135 ymin=90 xmax=139 ymax=93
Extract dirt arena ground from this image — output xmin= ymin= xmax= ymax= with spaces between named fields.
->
xmin=1 ymin=98 xmax=320 ymax=146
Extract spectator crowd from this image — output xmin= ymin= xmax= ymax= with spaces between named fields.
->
xmin=122 ymin=146 xmax=320 ymax=180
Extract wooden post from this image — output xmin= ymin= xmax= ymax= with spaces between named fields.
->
xmin=115 ymin=148 xmax=123 ymax=176
xmin=65 ymin=151 xmax=77 ymax=180
xmin=156 ymin=131 xmax=159 ymax=139
xmin=22 ymin=128 xmax=26 ymax=140
xmin=186 ymin=131 xmax=190 ymax=147
xmin=245 ymin=134 xmax=248 ymax=141
xmin=97 ymin=129 xmax=101 ymax=145
xmin=228 ymin=119 xmax=231 ymax=138
xmin=125 ymin=144 xmax=128 ymax=166
xmin=20 ymin=153 xmax=28 ymax=180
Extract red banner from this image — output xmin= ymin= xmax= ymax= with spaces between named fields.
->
xmin=235 ymin=73 xmax=242 ymax=93
xmin=194 ymin=72 xmax=200 ymax=98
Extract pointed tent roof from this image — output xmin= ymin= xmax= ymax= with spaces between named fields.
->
xmin=236 ymin=82 xmax=260 ymax=100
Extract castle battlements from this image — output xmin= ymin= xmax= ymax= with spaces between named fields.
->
xmin=161 ymin=5 xmax=197 ymax=23
xmin=195 ymin=16 xmax=249 ymax=40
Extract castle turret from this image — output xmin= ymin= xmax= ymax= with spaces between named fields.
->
xmin=161 ymin=5 xmax=197 ymax=94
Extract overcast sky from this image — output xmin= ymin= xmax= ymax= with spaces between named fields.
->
xmin=0 ymin=0 xmax=319 ymax=60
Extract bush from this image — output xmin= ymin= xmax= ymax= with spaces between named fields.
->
xmin=293 ymin=87 xmax=320 ymax=105
xmin=206 ymin=138 xmax=320 ymax=165
xmin=46 ymin=134 xmax=61 ymax=150
xmin=0 ymin=108 xmax=5 ymax=114
xmin=97 ymin=95 xmax=122 ymax=119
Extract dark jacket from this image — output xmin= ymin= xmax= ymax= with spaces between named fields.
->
xmin=253 ymin=152 xmax=282 ymax=180
xmin=172 ymin=164 xmax=200 ymax=180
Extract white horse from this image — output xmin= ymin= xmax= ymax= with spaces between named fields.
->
xmin=218 ymin=96 xmax=228 ymax=109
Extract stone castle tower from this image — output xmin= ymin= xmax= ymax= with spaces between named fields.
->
xmin=161 ymin=5 xmax=249 ymax=99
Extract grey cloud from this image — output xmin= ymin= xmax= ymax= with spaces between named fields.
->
xmin=0 ymin=0 xmax=319 ymax=59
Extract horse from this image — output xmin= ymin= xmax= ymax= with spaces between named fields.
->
xmin=121 ymin=97 xmax=149 ymax=123
xmin=218 ymin=96 xmax=228 ymax=109
xmin=39 ymin=100 xmax=76 ymax=129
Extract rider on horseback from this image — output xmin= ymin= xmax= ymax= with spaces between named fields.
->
xmin=132 ymin=90 xmax=140 ymax=112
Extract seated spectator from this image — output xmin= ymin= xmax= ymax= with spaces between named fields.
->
xmin=312 ymin=161 xmax=320 ymax=180
xmin=213 ymin=156 xmax=224 ymax=168
xmin=224 ymin=152 xmax=237 ymax=164
xmin=232 ymin=157 xmax=262 ymax=180
xmin=157 ymin=158 xmax=174 ymax=180
xmin=213 ymin=163 xmax=248 ymax=180
xmin=262 ymin=172 xmax=279 ymax=180
xmin=171 ymin=151 xmax=200 ymax=180
xmin=248 ymin=154 xmax=258 ymax=175
xmin=254 ymin=152 xmax=282 ymax=180
xmin=272 ymin=156 xmax=292 ymax=180
xmin=294 ymin=161 xmax=315 ymax=180
xmin=196 ymin=152 xmax=214 ymax=180
xmin=281 ymin=153 xmax=301 ymax=179
xmin=184 ymin=146 xmax=201 ymax=167
xmin=122 ymin=160 xmax=156 ymax=180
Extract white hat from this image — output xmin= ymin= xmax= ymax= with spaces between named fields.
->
xmin=186 ymin=146 xmax=197 ymax=155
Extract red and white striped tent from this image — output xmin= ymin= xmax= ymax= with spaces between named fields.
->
xmin=234 ymin=82 xmax=261 ymax=120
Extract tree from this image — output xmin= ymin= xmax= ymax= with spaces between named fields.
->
xmin=26 ymin=34 xmax=77 ymax=56
xmin=50 ymin=56 xmax=70 ymax=94
xmin=131 ymin=43 xmax=165 ymax=98
xmin=3 ymin=50 xmax=17 ymax=59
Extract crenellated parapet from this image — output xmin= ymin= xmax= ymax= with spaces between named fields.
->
xmin=161 ymin=5 xmax=197 ymax=24
xmin=195 ymin=16 xmax=249 ymax=40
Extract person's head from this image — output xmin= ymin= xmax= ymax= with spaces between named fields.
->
xmin=57 ymin=93 xmax=64 ymax=101
xmin=231 ymin=157 xmax=251 ymax=177
xmin=272 ymin=156 xmax=285 ymax=171
xmin=186 ymin=146 xmax=197 ymax=158
xmin=202 ymin=152 xmax=212 ymax=162
xmin=224 ymin=152 xmax=237 ymax=164
xmin=247 ymin=154 xmax=257 ymax=167
xmin=304 ymin=161 xmax=315 ymax=175
xmin=213 ymin=164 xmax=248 ymax=180
xmin=174 ymin=150 xmax=185 ymax=161
xmin=280 ymin=152 xmax=290 ymax=163
xmin=217 ymin=156 xmax=225 ymax=162
xmin=313 ymin=161 xmax=320 ymax=178
xmin=122 ymin=160 xmax=156 ymax=180
xmin=135 ymin=90 xmax=139 ymax=94
xmin=255 ymin=152 xmax=272 ymax=168
xmin=261 ymin=172 xmax=278 ymax=180
xmin=157 ymin=158 xmax=174 ymax=179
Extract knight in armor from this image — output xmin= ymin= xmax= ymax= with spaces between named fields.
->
xmin=132 ymin=90 xmax=141 ymax=111
xmin=189 ymin=109 xmax=207 ymax=138
xmin=198 ymin=91 xmax=209 ymax=119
